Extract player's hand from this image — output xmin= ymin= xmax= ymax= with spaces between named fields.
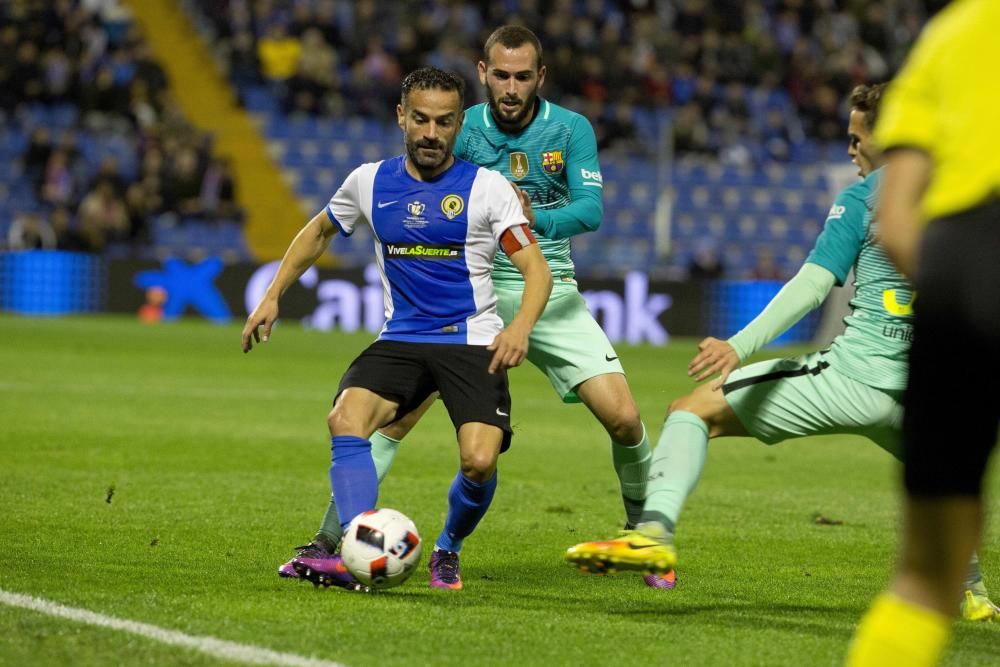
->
xmin=688 ymin=337 xmax=740 ymax=390
xmin=486 ymin=323 xmax=530 ymax=373
xmin=242 ymin=297 xmax=279 ymax=353
xmin=510 ymin=182 xmax=535 ymax=228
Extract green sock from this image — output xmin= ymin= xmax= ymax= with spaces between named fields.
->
xmin=370 ymin=430 xmax=402 ymax=480
xmin=638 ymin=410 xmax=708 ymax=535
xmin=315 ymin=431 xmax=402 ymax=548
xmin=611 ymin=422 xmax=650 ymax=526
xmin=966 ymin=552 xmax=986 ymax=594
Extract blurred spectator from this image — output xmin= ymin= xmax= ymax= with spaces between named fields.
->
xmin=394 ymin=25 xmax=423 ymax=77
xmin=128 ymin=79 xmax=159 ymax=129
xmin=750 ymin=248 xmax=786 ymax=281
xmin=0 ymin=27 xmax=18 ymax=112
xmin=257 ymin=23 xmax=301 ymax=84
xmin=672 ymin=103 xmax=711 ymax=155
xmin=286 ymin=27 xmax=337 ymax=114
xmin=7 ymin=212 xmax=57 ymax=250
xmin=228 ymin=29 xmax=260 ymax=93
xmin=51 ymin=207 xmax=89 ymax=252
xmin=42 ymin=46 xmax=74 ymax=103
xmin=688 ymin=238 xmax=725 ymax=280
xmin=78 ymin=177 xmax=129 ymax=251
xmin=801 ymin=84 xmax=842 ymax=142
xmin=596 ymin=102 xmax=640 ymax=155
xmin=163 ymin=145 xmax=205 ymax=218
xmin=131 ymin=40 xmax=168 ymax=95
xmin=89 ymin=156 xmax=127 ymax=197
xmin=39 ymin=149 xmax=78 ymax=209
xmin=640 ymin=63 xmax=671 ymax=109
xmin=761 ymin=108 xmax=794 ymax=162
xmin=198 ymin=157 xmax=242 ymax=221
xmin=11 ymin=41 xmax=45 ymax=106
xmin=80 ymin=65 xmax=130 ymax=119
xmin=21 ymin=127 xmax=53 ymax=183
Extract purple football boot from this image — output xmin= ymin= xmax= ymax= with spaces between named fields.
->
xmin=292 ymin=553 xmax=369 ymax=592
xmin=644 ymin=570 xmax=677 ymax=590
xmin=429 ymin=549 xmax=463 ymax=590
xmin=623 ymin=523 xmax=677 ymax=590
xmin=278 ymin=543 xmax=331 ymax=579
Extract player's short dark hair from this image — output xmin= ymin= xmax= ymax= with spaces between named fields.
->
xmin=483 ymin=25 xmax=543 ymax=70
xmin=849 ymin=83 xmax=888 ymax=131
xmin=400 ymin=67 xmax=465 ymax=108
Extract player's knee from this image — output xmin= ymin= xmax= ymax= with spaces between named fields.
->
xmin=327 ymin=406 xmax=359 ymax=436
xmin=666 ymin=391 xmax=715 ymax=424
xmin=460 ymin=452 xmax=497 ymax=482
xmin=603 ymin=403 xmax=642 ymax=443
xmin=667 ymin=393 xmax=698 ymax=417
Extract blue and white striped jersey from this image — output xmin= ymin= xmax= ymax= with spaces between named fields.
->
xmin=325 ymin=155 xmax=528 ymax=345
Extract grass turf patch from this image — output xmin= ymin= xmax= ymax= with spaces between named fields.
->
xmin=1 ymin=315 xmax=997 ymax=666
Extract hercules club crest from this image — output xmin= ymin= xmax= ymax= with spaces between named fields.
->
xmin=440 ymin=194 xmax=465 ymax=219
xmin=509 ymin=151 xmax=529 ymax=180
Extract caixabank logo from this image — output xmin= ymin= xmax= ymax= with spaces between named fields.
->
xmin=241 ymin=263 xmax=687 ymax=344
xmin=384 ymin=243 xmax=463 ymax=260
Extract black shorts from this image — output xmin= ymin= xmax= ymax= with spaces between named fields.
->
xmin=903 ymin=201 xmax=1000 ymax=497
xmin=337 ymin=339 xmax=512 ymax=451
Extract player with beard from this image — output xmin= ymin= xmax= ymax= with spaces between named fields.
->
xmin=249 ymin=67 xmax=552 ymax=591
xmin=283 ymin=26 xmax=660 ymax=591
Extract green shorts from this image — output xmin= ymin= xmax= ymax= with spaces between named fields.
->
xmin=496 ymin=280 xmax=624 ymax=403
xmin=721 ymin=350 xmax=903 ymax=456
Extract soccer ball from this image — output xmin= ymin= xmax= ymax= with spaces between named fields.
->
xmin=341 ymin=508 xmax=422 ymax=590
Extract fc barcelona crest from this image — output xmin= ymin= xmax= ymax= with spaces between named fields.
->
xmin=542 ymin=150 xmax=564 ymax=175
xmin=509 ymin=151 xmax=529 ymax=180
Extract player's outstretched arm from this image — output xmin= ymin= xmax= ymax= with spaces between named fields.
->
xmin=487 ymin=241 xmax=552 ymax=373
xmin=877 ymin=148 xmax=932 ymax=278
xmin=690 ymin=263 xmax=836 ymax=389
xmin=688 ymin=337 xmax=741 ymax=389
xmin=242 ymin=211 xmax=337 ymax=353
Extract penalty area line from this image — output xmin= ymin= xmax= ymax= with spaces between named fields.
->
xmin=0 ymin=589 xmax=347 ymax=667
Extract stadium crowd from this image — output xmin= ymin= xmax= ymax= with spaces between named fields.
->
xmin=1 ymin=0 xmax=241 ymax=253
xmin=195 ymin=0 xmax=934 ymax=161
xmin=1 ymin=0 xmax=938 ymax=268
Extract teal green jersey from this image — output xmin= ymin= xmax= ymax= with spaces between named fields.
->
xmin=455 ymin=98 xmax=604 ymax=285
xmin=806 ymin=168 xmax=913 ymax=390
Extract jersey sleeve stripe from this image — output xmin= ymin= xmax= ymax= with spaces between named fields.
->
xmin=324 ymin=205 xmax=353 ymax=236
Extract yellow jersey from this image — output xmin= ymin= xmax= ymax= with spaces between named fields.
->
xmin=875 ymin=0 xmax=1000 ymax=221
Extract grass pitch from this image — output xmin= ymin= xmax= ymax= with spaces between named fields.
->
xmin=0 ymin=315 xmax=997 ymax=666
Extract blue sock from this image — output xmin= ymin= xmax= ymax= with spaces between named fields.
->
xmin=435 ymin=471 xmax=498 ymax=553
xmin=329 ymin=435 xmax=377 ymax=530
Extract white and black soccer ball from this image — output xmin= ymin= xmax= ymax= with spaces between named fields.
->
xmin=341 ymin=508 xmax=422 ymax=590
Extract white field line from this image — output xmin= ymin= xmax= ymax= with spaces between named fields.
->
xmin=0 ymin=590 xmax=347 ymax=667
